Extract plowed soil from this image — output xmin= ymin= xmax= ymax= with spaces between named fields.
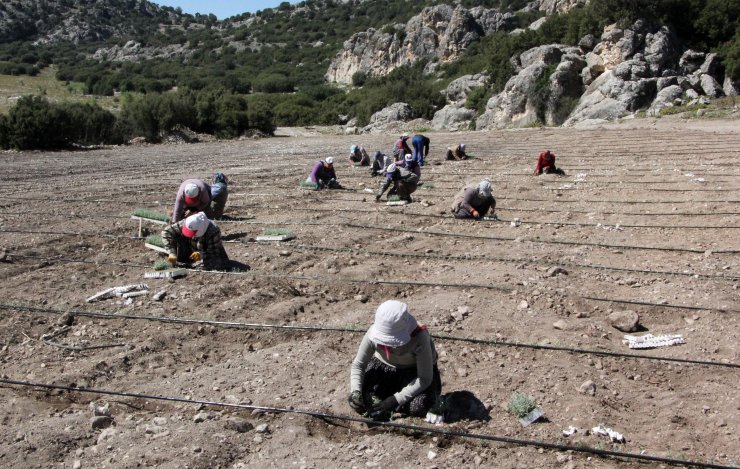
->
xmin=0 ymin=118 xmax=738 ymax=469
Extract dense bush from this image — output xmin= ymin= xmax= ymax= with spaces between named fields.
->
xmin=0 ymin=96 xmax=121 ymax=150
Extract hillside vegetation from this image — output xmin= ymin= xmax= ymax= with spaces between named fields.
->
xmin=0 ymin=0 xmax=738 ymax=149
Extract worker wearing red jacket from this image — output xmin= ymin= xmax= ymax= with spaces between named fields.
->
xmin=534 ymin=150 xmax=564 ymax=175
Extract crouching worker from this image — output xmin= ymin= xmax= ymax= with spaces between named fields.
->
xmin=162 ymin=212 xmax=230 ymax=271
xmin=306 ymin=157 xmax=341 ymax=189
xmin=376 ymin=163 xmax=418 ymax=203
xmin=210 ymin=172 xmax=229 ymax=219
xmin=371 ymin=151 xmax=392 ymax=177
xmin=349 ymin=300 xmax=443 ymax=422
xmin=173 ymin=179 xmax=212 ymax=223
xmin=451 ymin=179 xmax=496 ymax=220
xmin=399 ymin=153 xmax=421 ymax=179
xmin=349 ymin=145 xmax=370 ymax=166
xmin=534 ymin=150 xmax=564 ymax=175
xmin=446 ymin=143 xmax=468 ymax=161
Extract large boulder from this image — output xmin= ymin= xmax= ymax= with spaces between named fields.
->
xmin=536 ymin=0 xmax=589 ymax=14
xmin=469 ymin=8 xmax=517 ymax=35
xmin=724 ymin=76 xmax=739 ymax=97
xmin=367 ymin=102 xmax=412 ymax=127
xmin=700 ymin=53 xmax=721 ymax=76
xmin=647 ymin=85 xmax=684 ymax=116
xmin=432 ymin=103 xmax=477 ymax=131
xmin=643 ymin=25 xmax=680 ymax=76
xmin=679 ymin=49 xmax=705 ymax=75
xmin=591 ymin=22 xmax=645 ymax=72
xmin=445 ymin=73 xmax=488 ymax=102
xmin=614 ymin=59 xmax=650 ymax=81
xmin=324 ymin=28 xmax=402 ymax=84
xmin=700 ymin=74 xmax=724 ymax=98
xmin=477 ymin=45 xmax=582 ymax=129
xmin=545 ymin=54 xmax=587 ymax=124
xmin=564 ymin=70 xmax=658 ymax=126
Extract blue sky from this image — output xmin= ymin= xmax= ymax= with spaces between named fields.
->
xmin=154 ymin=1 xmax=292 ymax=19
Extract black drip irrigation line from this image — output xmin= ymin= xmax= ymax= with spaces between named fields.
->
xmin=584 ymin=296 xmax=740 ymax=314
xmin=0 ymin=228 xmax=142 ymax=240
xmin=0 ymin=380 xmax=734 ymax=469
xmin=285 ymin=243 xmax=739 ymax=281
xmin=3 ymin=253 xmax=509 ymax=292
xmin=500 ymin=196 xmax=740 ymax=205
xmin=285 ymin=207 xmax=740 ymax=230
xmin=345 ymin=223 xmax=740 ymax=254
xmin=1 ymin=303 xmax=737 ymax=370
xmin=495 ymin=207 xmax=740 ymax=217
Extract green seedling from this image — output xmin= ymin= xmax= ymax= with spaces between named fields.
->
xmin=153 ymin=260 xmax=172 ymax=271
xmin=262 ymin=227 xmax=293 ymax=237
xmin=508 ymin=392 xmax=537 ymax=418
xmin=145 ymin=234 xmax=165 ymax=248
xmin=133 ymin=208 xmax=170 ymax=223
xmin=299 ymin=180 xmax=319 ymax=190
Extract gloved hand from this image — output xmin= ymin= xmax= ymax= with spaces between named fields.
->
xmin=189 ymin=251 xmax=202 ymax=262
xmin=369 ymin=395 xmax=397 ymax=420
xmin=375 ymin=195 xmax=381 ymax=202
xmin=348 ymin=391 xmax=364 ymax=413
xmin=167 ymin=254 xmax=177 ymax=264
xmin=470 ymin=208 xmax=480 ymax=218
xmin=425 ymin=412 xmax=444 ymax=425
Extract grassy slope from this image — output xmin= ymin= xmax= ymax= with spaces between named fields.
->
xmin=0 ymin=66 xmax=117 ymax=113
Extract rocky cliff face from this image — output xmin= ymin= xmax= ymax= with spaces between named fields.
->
xmin=473 ymin=20 xmax=736 ymax=130
xmin=325 ymin=5 xmax=516 ymax=84
xmin=0 ymin=0 xmax=180 ymax=44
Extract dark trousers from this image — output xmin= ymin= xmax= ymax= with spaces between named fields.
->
xmin=362 ymin=357 xmax=442 ymax=416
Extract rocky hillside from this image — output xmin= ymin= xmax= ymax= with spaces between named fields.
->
xmin=0 ymin=0 xmax=185 ymax=44
xmin=0 ymin=0 xmax=737 ymax=134
xmin=326 ymin=0 xmax=587 ymax=84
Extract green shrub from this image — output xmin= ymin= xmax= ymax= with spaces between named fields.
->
xmin=4 ymin=95 xmax=71 ymax=150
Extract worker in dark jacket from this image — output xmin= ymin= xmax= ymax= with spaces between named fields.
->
xmin=445 ymin=143 xmax=468 ymax=161
xmin=392 ymin=133 xmax=412 ymax=161
xmin=306 ymin=157 xmax=341 ymax=189
xmin=376 ymin=163 xmax=419 ymax=203
xmin=411 ymin=134 xmax=430 ymax=166
xmin=172 ymin=179 xmax=212 ymax=223
xmin=534 ymin=150 xmax=564 ymax=175
xmin=162 ymin=213 xmax=229 ymax=270
xmin=371 ymin=151 xmax=393 ymax=177
xmin=349 ymin=145 xmax=370 ymax=166
xmin=210 ymin=172 xmax=229 ymax=219
xmin=451 ymin=179 xmax=496 ymax=220
xmin=348 ymin=300 xmax=443 ymax=422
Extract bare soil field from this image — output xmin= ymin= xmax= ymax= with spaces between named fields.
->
xmin=0 ymin=118 xmax=738 ymax=469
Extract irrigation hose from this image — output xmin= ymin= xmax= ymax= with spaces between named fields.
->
xmin=345 ymin=223 xmax=740 ymax=254
xmin=584 ymin=296 xmax=739 ymax=314
xmin=0 ymin=379 xmax=734 ymax=469
xmin=5 ymin=252 xmax=738 ymax=313
xmin=1 ymin=303 xmax=736 ymax=369
xmin=283 ymin=243 xmax=739 ymax=281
